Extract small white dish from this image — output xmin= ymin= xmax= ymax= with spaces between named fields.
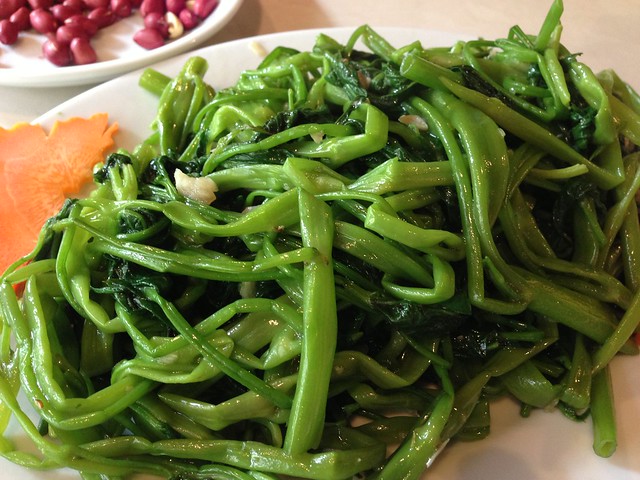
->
xmin=0 ymin=0 xmax=243 ymax=87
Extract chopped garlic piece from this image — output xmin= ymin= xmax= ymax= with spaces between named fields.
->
xmin=249 ymin=41 xmax=268 ymax=58
xmin=357 ymin=70 xmax=371 ymax=89
xmin=398 ymin=114 xmax=429 ymax=131
xmin=239 ymin=281 xmax=257 ymax=299
xmin=174 ymin=169 xmax=218 ymax=204
xmin=310 ymin=130 xmax=325 ymax=143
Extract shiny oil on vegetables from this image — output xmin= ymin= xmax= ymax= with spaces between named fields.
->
xmin=1 ymin=0 xmax=640 ymax=478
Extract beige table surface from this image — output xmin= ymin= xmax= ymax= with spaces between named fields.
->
xmin=1 ymin=0 xmax=639 ymax=127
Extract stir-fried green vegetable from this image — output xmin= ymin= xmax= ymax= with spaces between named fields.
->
xmin=2 ymin=1 xmax=640 ymax=478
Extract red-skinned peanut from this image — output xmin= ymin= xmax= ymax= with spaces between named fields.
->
xmin=56 ymin=23 xmax=88 ymax=43
xmin=0 ymin=0 xmax=24 ymax=20
xmin=64 ymin=14 xmax=98 ymax=35
xmin=51 ymin=4 xmax=81 ymax=22
xmin=110 ymin=0 xmax=132 ymax=17
xmin=70 ymin=36 xmax=97 ymax=64
xmin=192 ymin=0 xmax=218 ymax=18
xmin=139 ymin=0 xmax=165 ymax=16
xmin=86 ymin=6 xmax=115 ymax=28
xmin=166 ymin=0 xmax=185 ymax=15
xmin=133 ymin=26 xmax=164 ymax=49
xmin=144 ymin=11 xmax=169 ymax=37
xmin=82 ymin=0 xmax=110 ymax=8
xmin=9 ymin=6 xmax=31 ymax=31
xmin=0 ymin=19 xmax=19 ymax=45
xmin=42 ymin=37 xmax=72 ymax=65
xmin=178 ymin=8 xmax=198 ymax=29
xmin=29 ymin=8 xmax=57 ymax=34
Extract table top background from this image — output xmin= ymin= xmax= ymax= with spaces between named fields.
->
xmin=1 ymin=0 xmax=639 ymax=128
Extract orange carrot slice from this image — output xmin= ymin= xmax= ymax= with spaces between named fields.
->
xmin=0 ymin=113 xmax=118 ymax=275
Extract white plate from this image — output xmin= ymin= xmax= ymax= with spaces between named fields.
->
xmin=0 ymin=0 xmax=242 ymax=87
xmin=4 ymin=27 xmax=640 ymax=480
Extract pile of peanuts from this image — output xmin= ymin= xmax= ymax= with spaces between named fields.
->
xmin=0 ymin=0 xmax=220 ymax=66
